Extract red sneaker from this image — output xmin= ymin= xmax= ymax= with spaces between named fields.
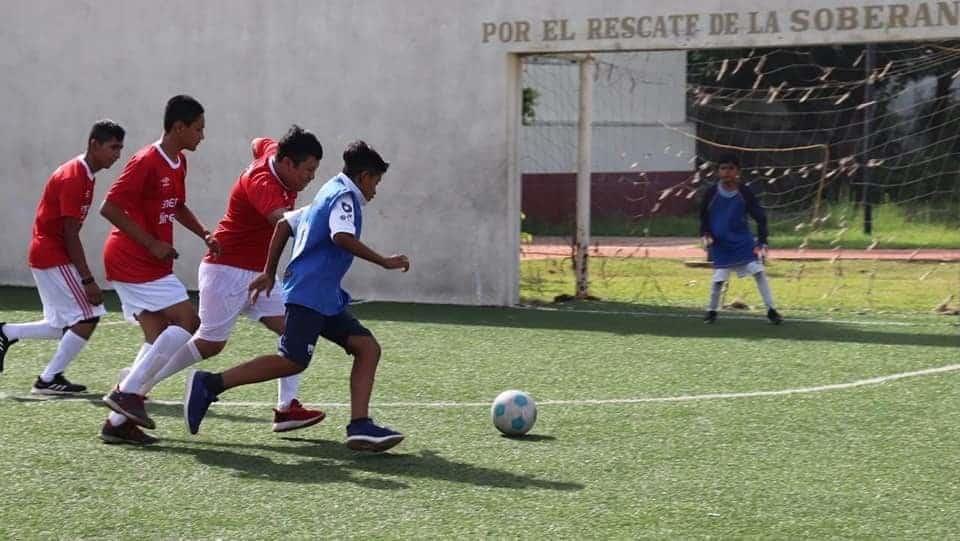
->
xmin=272 ymin=399 xmax=325 ymax=433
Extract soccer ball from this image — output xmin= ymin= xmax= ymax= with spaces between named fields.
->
xmin=491 ymin=390 xmax=537 ymax=436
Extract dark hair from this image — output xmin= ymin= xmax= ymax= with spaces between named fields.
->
xmin=342 ymin=140 xmax=389 ymax=179
xmin=276 ymin=125 xmax=323 ymax=166
xmin=89 ymin=119 xmax=125 ymax=144
xmin=163 ymin=94 xmax=204 ymax=132
xmin=716 ymin=153 xmax=741 ymax=169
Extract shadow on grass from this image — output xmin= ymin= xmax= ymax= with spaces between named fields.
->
xmin=3 ymin=394 xmax=266 ymax=425
xmin=142 ymin=436 xmax=583 ymax=492
xmin=351 ymin=301 xmax=959 ymax=349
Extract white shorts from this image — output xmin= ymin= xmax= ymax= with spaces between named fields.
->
xmin=195 ymin=262 xmax=286 ymax=342
xmin=31 ymin=265 xmax=107 ymax=328
xmin=712 ymin=261 xmax=765 ymax=282
xmin=111 ymin=274 xmax=190 ymax=322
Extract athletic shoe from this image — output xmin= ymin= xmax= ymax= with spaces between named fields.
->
xmin=767 ymin=308 xmax=784 ymax=325
xmin=272 ymin=399 xmax=326 ymax=433
xmin=31 ymin=373 xmax=87 ymax=395
xmin=703 ymin=310 xmax=718 ymax=324
xmin=100 ymin=419 xmax=158 ymax=445
xmin=184 ymin=370 xmax=219 ymax=435
xmin=103 ymin=387 xmax=155 ymax=429
xmin=116 ymin=366 xmax=150 ymax=402
xmin=0 ymin=322 xmax=17 ymax=373
xmin=346 ymin=418 xmax=405 ymax=452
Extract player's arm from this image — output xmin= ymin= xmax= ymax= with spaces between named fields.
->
xmin=742 ymin=186 xmax=769 ymax=247
xmin=100 ymin=200 xmax=178 ymax=260
xmin=174 ymin=204 xmax=219 ymax=256
xmin=333 ymin=233 xmax=409 ymax=271
xmin=699 ymin=185 xmax=716 ymax=247
xmin=249 ymin=217 xmax=295 ymax=303
xmin=62 ymin=217 xmax=102 ymax=305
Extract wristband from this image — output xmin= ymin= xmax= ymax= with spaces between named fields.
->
xmin=81 ymin=277 xmax=95 ymax=285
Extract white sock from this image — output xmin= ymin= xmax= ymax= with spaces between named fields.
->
xmin=40 ymin=331 xmax=87 ymax=382
xmin=708 ymin=281 xmax=725 ymax=311
xmin=134 ymin=343 xmax=151 ymax=365
xmin=142 ymin=339 xmax=203 ymax=394
xmin=119 ymin=326 xmax=192 ymax=393
xmin=108 ymin=343 xmax=152 ymax=427
xmin=753 ymin=272 xmax=776 ymax=309
xmin=3 ymin=321 xmax=61 ymax=341
xmin=277 ymin=373 xmax=302 ymax=410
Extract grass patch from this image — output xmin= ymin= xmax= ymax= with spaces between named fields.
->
xmin=1 ymin=294 xmax=958 ymax=538
xmin=523 ymin=202 xmax=960 ymax=250
xmin=521 ymin=257 xmax=960 ymax=315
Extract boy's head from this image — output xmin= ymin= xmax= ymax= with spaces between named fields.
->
xmin=343 ymin=140 xmax=389 ymax=202
xmin=275 ymin=125 xmax=323 ymax=192
xmin=164 ymin=94 xmax=205 ymax=152
xmin=86 ymin=119 xmax=125 ymax=171
xmin=716 ymin=154 xmax=741 ymax=184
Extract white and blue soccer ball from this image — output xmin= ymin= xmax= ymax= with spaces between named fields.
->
xmin=491 ymin=390 xmax=537 ymax=436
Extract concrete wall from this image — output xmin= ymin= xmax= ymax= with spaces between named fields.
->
xmin=2 ymin=0 xmax=955 ymax=305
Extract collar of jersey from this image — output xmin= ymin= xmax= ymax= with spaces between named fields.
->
xmin=152 ymin=141 xmax=181 ymax=169
xmin=334 ymin=173 xmax=366 ymax=207
xmin=76 ymin=154 xmax=94 ymax=180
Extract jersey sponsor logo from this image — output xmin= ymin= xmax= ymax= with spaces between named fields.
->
xmin=341 ymin=201 xmax=352 ymax=213
xmin=160 ymin=177 xmax=172 ymax=189
xmin=159 ymin=198 xmax=179 ymax=225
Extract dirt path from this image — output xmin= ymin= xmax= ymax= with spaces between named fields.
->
xmin=521 ymin=236 xmax=960 ymax=262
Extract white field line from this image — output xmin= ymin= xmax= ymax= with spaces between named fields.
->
xmin=5 ymin=364 xmax=958 ymax=408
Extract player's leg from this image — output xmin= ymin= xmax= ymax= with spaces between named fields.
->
xmin=258 ymin=310 xmax=324 ymax=432
xmin=1 ymin=267 xmax=83 ymax=372
xmin=142 ymin=263 xmax=247 ymax=391
xmin=328 ymin=313 xmax=403 ymax=452
xmin=104 ymin=276 xmax=195 ymax=428
xmin=23 ymin=265 xmax=107 ymax=392
xmin=751 ymin=267 xmax=783 ymax=324
xmin=101 ymin=340 xmax=158 ymax=445
xmin=705 ymin=268 xmax=729 ymax=324
xmin=183 ymin=304 xmax=322 ymax=435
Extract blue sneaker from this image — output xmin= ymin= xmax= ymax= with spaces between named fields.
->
xmin=346 ymin=418 xmax=405 ymax=452
xmin=184 ymin=370 xmax=218 ymax=435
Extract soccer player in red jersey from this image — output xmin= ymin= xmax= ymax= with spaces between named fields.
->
xmin=98 ymin=95 xmax=218 ymax=445
xmin=120 ymin=125 xmax=326 ymax=434
xmin=0 ymin=121 xmax=125 ymax=393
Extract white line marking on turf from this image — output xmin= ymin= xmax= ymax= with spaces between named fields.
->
xmin=4 ymin=364 xmax=957 ymax=408
xmin=515 ymin=305 xmax=930 ymax=327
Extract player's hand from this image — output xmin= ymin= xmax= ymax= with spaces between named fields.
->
xmin=203 ymin=232 xmax=221 ymax=257
xmin=83 ymin=281 xmax=103 ymax=306
xmin=755 ymin=243 xmax=769 ymax=262
xmin=382 ymin=254 xmax=410 ymax=272
xmin=148 ymin=240 xmax=179 ymax=260
xmin=248 ymin=273 xmax=275 ymax=304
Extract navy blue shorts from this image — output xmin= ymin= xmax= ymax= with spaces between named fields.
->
xmin=278 ymin=304 xmax=372 ymax=367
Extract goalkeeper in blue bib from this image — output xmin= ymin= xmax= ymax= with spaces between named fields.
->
xmin=699 ymin=154 xmax=783 ymax=325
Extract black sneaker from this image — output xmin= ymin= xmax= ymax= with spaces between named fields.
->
xmin=0 ymin=322 xmax=17 ymax=373
xmin=703 ymin=310 xmax=717 ymax=324
xmin=31 ymin=373 xmax=87 ymax=395
xmin=100 ymin=419 xmax=158 ymax=445
xmin=103 ymin=387 xmax=155 ymax=429
xmin=767 ymin=308 xmax=784 ymax=325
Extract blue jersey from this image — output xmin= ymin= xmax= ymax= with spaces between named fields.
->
xmin=699 ymin=183 xmax=768 ymax=268
xmin=283 ymin=175 xmax=364 ymax=315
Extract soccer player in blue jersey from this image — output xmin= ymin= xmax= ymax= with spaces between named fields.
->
xmin=183 ymin=140 xmax=410 ymax=452
xmin=699 ymin=154 xmax=783 ymax=325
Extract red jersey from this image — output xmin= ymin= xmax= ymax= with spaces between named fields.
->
xmin=204 ymin=138 xmax=297 ymax=271
xmin=103 ymin=143 xmax=187 ymax=283
xmin=28 ymin=156 xmax=96 ymax=269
